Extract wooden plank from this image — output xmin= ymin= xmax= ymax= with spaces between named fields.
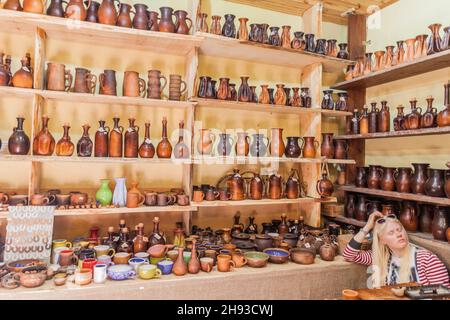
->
xmin=197 ymin=32 xmax=353 ymax=73
xmin=0 ymin=10 xmax=202 ymax=55
xmin=303 ymin=2 xmax=322 ymax=38
xmin=0 ymin=155 xmax=192 ymax=164
xmin=335 ymin=126 xmax=450 ymax=140
xmin=193 ymin=198 xmax=315 ymax=207
xmin=28 ymin=161 xmax=40 ymax=199
xmin=321 ymin=109 xmax=353 ymax=117
xmin=33 ymin=27 xmax=46 ymax=90
xmin=332 ymin=50 xmax=450 ymax=90
xmin=331 ymin=215 xmax=366 ymax=227
xmin=192 ymin=156 xmax=322 ymax=165
xmin=301 ymin=63 xmax=322 ymax=111
xmin=339 ymin=186 xmax=450 ymax=207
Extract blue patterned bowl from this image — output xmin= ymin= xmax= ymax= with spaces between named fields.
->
xmin=263 ymin=248 xmax=290 ymax=264
xmin=107 ymin=264 xmax=136 ymax=280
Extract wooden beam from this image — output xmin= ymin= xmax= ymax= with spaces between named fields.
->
xmin=303 ymin=2 xmax=323 ymax=37
xmin=33 ymin=27 xmax=46 ymax=90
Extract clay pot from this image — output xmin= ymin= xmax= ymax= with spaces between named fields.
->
xmin=267 ymin=174 xmax=283 ymax=200
xmin=432 ymin=206 xmax=448 ymax=241
xmin=284 ymin=137 xmax=302 ymax=158
xmin=411 ymin=163 xmax=430 ymax=194
xmin=393 ymin=105 xmax=406 ymax=131
xmin=46 ymin=62 xmax=73 ymax=92
xmin=281 ymin=25 xmax=291 ymax=49
xmin=33 ymin=116 xmax=55 ymax=156
xmin=316 ymin=171 xmax=334 ymax=197
xmin=8 ymin=117 xmax=30 ymax=155
xmin=285 ymin=168 xmax=302 ymax=199
xmin=269 ymin=27 xmax=281 ymax=46
xmin=355 ymin=167 xmax=368 ymax=188
xmin=333 ymin=139 xmax=348 ymax=159
xmin=367 ymin=165 xmax=382 ymax=189
xmin=65 ymin=0 xmax=89 ymax=20
xmin=345 ymin=193 xmax=356 ymax=219
xmin=337 ymin=43 xmax=349 ymax=59
xmin=132 ymin=4 xmax=149 ymax=30
xmin=216 ymin=133 xmax=234 ymax=157
xmin=156 ymin=117 xmax=172 ymax=158
xmin=85 ymin=1 xmax=100 ymax=22
xmin=197 ymin=129 xmax=215 ymax=156
xmin=319 ymin=244 xmax=335 ymax=261
xmin=269 ymin=128 xmax=285 ymax=157
xmin=326 ymin=39 xmax=338 ymax=57
xmin=395 ymin=167 xmax=412 ymax=193
xmin=123 ymin=71 xmax=146 ymax=97
xmin=373 ymin=50 xmax=385 ymax=71
xmin=304 ymin=34 xmax=315 ymax=52
xmin=235 ymin=132 xmax=249 ymax=157
xmin=172 ymin=247 xmax=187 ymax=276
xmin=98 ymin=0 xmax=120 ymax=25
xmin=380 ymin=167 xmax=396 ymax=192
xmin=0 ymin=54 xmax=12 ymax=86
xmin=336 ymin=92 xmax=349 ymax=111
xmin=291 ymin=32 xmax=305 ymax=50
xmin=3 ymin=0 xmax=23 ymax=11
xmin=94 ymin=120 xmax=109 ymax=157
xmin=174 ymin=10 xmax=192 ymax=35
xmin=196 ymin=13 xmax=208 ymax=33
xmin=249 ymin=173 xmax=264 ymax=200
xmin=424 ymin=169 xmax=445 ymax=197
xmin=99 ymin=69 xmax=117 ymax=96
xmin=148 ymin=11 xmax=160 ymax=31
xmin=404 ymin=99 xmax=422 ymax=130
xmin=73 ymin=67 xmax=96 ymax=94
xmin=249 ymin=134 xmax=268 ymax=157
xmin=23 ymin=0 xmax=46 ymax=13
xmin=415 ymin=34 xmax=428 ymax=59
xmin=446 ymin=167 xmax=450 ymax=199
xmin=290 ymin=248 xmax=315 ymax=265
xmin=274 ymin=84 xmax=286 ymax=105
xmin=321 ymin=90 xmax=334 ymax=110
xmin=384 ymin=45 xmax=395 ymax=68
xmin=56 ymin=124 xmax=74 ymax=156
xmin=302 ymin=136 xmax=319 ymax=158
xmin=315 ymin=39 xmax=327 ymax=55
xmin=355 ymin=194 xmax=369 ymax=221
xmin=377 ymin=101 xmax=390 ymax=133
xmin=147 ymin=69 xmax=167 ymax=100
xmin=238 ymin=76 xmax=252 ymax=103
xmin=47 ymin=0 xmax=66 ymax=17
xmin=360 ymin=107 xmax=369 ymax=134
xmin=399 ymin=201 xmax=418 ymax=232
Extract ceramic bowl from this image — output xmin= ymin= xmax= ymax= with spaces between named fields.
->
xmin=263 ymin=248 xmax=290 ymax=264
xmin=107 ymin=264 xmax=136 ymax=281
xmin=235 ymin=241 xmax=256 ymax=252
xmin=128 ymin=258 xmax=148 ymax=271
xmin=17 ymin=266 xmax=47 ymax=288
xmin=232 ymin=233 xmax=251 ymax=241
xmin=6 ymin=259 xmax=44 ymax=273
xmin=53 ymin=273 xmax=67 ymax=286
xmin=243 ymin=251 xmax=269 ymax=268
xmin=290 ymin=248 xmax=316 ymax=265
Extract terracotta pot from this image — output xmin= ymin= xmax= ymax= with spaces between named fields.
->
xmin=33 ymin=116 xmax=55 ymax=156
xmin=432 ymin=206 xmax=448 ymax=241
xmin=99 ymin=69 xmax=117 ymax=96
xmin=284 ymin=137 xmax=302 ymax=158
xmin=316 ymin=172 xmax=334 ymax=197
xmin=395 ymin=167 xmax=412 ymax=193
xmin=274 ymin=84 xmax=286 ymax=105
xmin=269 ymin=128 xmax=285 ymax=157
xmin=98 ymin=0 xmax=120 ymax=25
xmin=424 ymin=169 xmax=445 ymax=197
xmin=73 ymin=67 xmax=96 ymax=94
xmin=291 ymin=32 xmax=305 ymax=50
xmin=3 ymin=0 xmax=23 ymax=11
xmin=373 ymin=50 xmax=385 ymax=71
xmin=123 ymin=71 xmax=146 ymax=97
xmin=172 ymin=247 xmax=187 ymax=276
xmin=350 ymin=109 xmax=360 ymax=134
xmin=249 ymin=173 xmax=264 ymax=200
xmin=238 ymin=17 xmax=249 ymax=40
xmin=411 ymin=163 xmax=430 ymax=194
xmin=267 ymin=174 xmax=283 ymax=200
xmin=55 ymin=124 xmax=74 ymax=156
xmin=377 ymin=101 xmax=390 ymax=133
xmin=8 ymin=117 xmax=30 ymax=155
xmin=326 ymin=39 xmax=338 ymax=57
xmin=65 ymin=0 xmax=89 ymax=20
xmin=285 ymin=168 xmax=302 ymax=199
xmin=302 ymin=137 xmax=319 ymax=158
xmin=148 ymin=11 xmax=160 ymax=31
xmin=395 ymin=41 xmax=405 ymax=65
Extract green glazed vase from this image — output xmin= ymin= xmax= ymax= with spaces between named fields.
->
xmin=96 ymin=179 xmax=113 ymax=206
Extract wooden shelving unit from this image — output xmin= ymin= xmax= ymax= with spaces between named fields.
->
xmin=332 ymin=50 xmax=450 ymax=90
xmin=335 ymin=126 xmax=450 ymax=140
xmin=191 ymin=156 xmax=355 ymax=165
xmin=193 ymin=197 xmax=314 ymax=207
xmin=327 ymin=215 xmax=366 ymax=228
xmin=339 ymin=186 xmax=450 ymax=206
xmin=0 ymin=155 xmax=192 ymax=164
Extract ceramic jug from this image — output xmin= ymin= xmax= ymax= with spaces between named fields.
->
xmin=147 ymin=70 xmax=167 ymax=99
xmin=223 ymin=169 xmax=246 ymax=201
xmin=395 ymin=40 xmax=405 ymax=65
xmin=46 ymin=62 xmax=73 ymax=92
xmin=116 ymin=3 xmax=133 ymax=28
xmin=321 ymin=90 xmax=334 ymax=110
xmin=23 ymin=0 xmax=46 ymax=13
xmin=235 ymin=132 xmax=249 ymax=157
xmin=148 ymin=11 xmax=160 ymax=31
xmin=238 ymin=76 xmax=252 ymax=103
xmin=302 ymin=137 xmax=319 ymax=158
xmin=174 ymin=10 xmax=192 ymax=35
xmin=132 ymin=3 xmax=149 ymax=30
xmin=284 ymin=137 xmax=302 ymax=158
xmin=355 ymin=194 xmax=369 ymax=221
xmin=345 ymin=193 xmax=356 ymax=219
xmin=98 ymin=0 xmax=120 ymax=25
xmin=304 ymin=34 xmax=315 ymax=52
xmin=411 ymin=163 xmax=430 ymax=194
xmin=274 ymin=84 xmax=286 ymax=105
xmin=300 ymin=88 xmax=312 ymax=108
xmin=237 ymin=18 xmax=249 ymax=40
xmin=124 ymin=118 xmax=139 ymax=158
xmin=427 ymin=23 xmax=442 ymax=55
xmin=267 ymin=173 xmax=283 ymax=199
xmin=337 ymin=43 xmax=349 ymax=59
xmin=56 ymin=124 xmax=74 ymax=156
xmin=420 ymin=97 xmax=438 ymax=128
xmin=395 ymin=167 xmax=412 ymax=193
xmin=335 ymin=92 xmax=348 ymax=112
xmin=197 ymin=129 xmax=215 ymax=156
xmin=269 ymin=128 xmax=284 ymax=157
xmin=3 ymin=0 xmax=23 ymax=10
xmin=315 ymin=39 xmax=327 ymax=55
xmin=65 ymin=0 xmax=90 ymax=20
xmin=249 ymin=172 xmax=264 ymax=200
xmin=47 ymin=0 xmax=66 ymax=17
xmin=156 ymin=117 xmax=172 ymax=158
xmin=138 ymin=122 xmax=155 ymax=158
xmin=94 ymin=120 xmax=109 ymax=157
xmin=320 ymin=133 xmax=334 ymax=159
xmin=77 ymin=124 xmax=93 ymax=157
xmin=377 ymin=101 xmax=390 ymax=132
xmin=173 ymin=121 xmax=189 ymax=159
xmin=399 ymin=201 xmax=418 ymax=232
xmin=368 ymin=102 xmax=379 ymax=133
xmin=355 ymin=167 xmax=368 ymax=188
xmin=73 ymin=67 xmax=96 ymax=94
xmin=216 ymin=133 xmax=234 ymax=157
xmin=173 ymin=247 xmax=187 ymax=276
xmin=210 ymin=15 xmax=222 ymax=35
xmin=286 ymin=169 xmax=302 ymax=199
xmin=393 ymin=106 xmax=406 ymax=131
xmin=99 ymin=69 xmax=117 ymax=96
xmin=437 ymin=82 xmax=450 ymax=127
xmin=217 ymin=77 xmax=229 ymax=100
xmin=359 ymin=107 xmax=369 ymax=134
xmin=96 ymin=179 xmax=112 ymax=206
xmin=316 ymin=165 xmax=334 ymax=197
xmin=12 ymin=57 xmax=33 ymax=88
xmin=109 ymin=117 xmax=123 ymax=157
xmin=291 ymin=32 xmax=305 ymax=50
xmin=384 ymin=45 xmax=395 ymax=68
xmin=196 ymin=13 xmax=208 ymax=33
xmin=249 ymin=134 xmax=268 ymax=157
xmin=85 ymin=0 xmax=100 ymax=22
xmin=442 ymin=27 xmax=450 ymax=51
xmin=424 ymin=169 xmax=445 ymax=197
xmin=415 ymin=34 xmax=428 ymax=59
xmin=431 ymin=206 xmax=448 ymax=241
xmin=367 ymin=165 xmax=382 ymax=189
xmin=290 ymin=88 xmax=301 ymax=107
xmin=404 ymin=38 xmax=416 ymax=63
xmin=380 ymin=167 xmax=396 ymax=191
xmin=33 ymin=116 xmax=55 ymax=156
xmin=281 ymin=25 xmax=291 ymax=49
xmin=404 ymin=99 xmax=422 ymax=130
xmin=8 ymin=117 xmax=30 ymax=155
xmin=269 ymin=27 xmax=281 ymax=46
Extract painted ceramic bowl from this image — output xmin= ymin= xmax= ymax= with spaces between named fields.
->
xmin=17 ymin=266 xmax=48 ymax=288
xmin=6 ymin=259 xmax=44 ymax=273
xmin=243 ymin=251 xmax=269 ymax=268
xmin=290 ymin=248 xmax=316 ymax=265
xmin=107 ymin=264 xmax=136 ymax=281
xmin=263 ymin=248 xmax=290 ymax=264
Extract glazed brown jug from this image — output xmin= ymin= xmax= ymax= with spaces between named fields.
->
xmin=316 ymin=164 xmax=334 ymax=197
xmin=132 ymin=3 xmax=149 ymax=30
xmin=432 ymin=206 xmax=448 ymax=241
xmin=197 ymin=129 xmax=215 ymax=156
xmin=404 ymin=99 xmax=422 ymax=130
xmin=333 ymin=139 xmax=348 ymax=159
xmin=123 ymin=71 xmax=146 ymax=97
xmin=148 ymin=11 xmax=160 ymax=31
xmin=65 ymin=0 xmax=90 ymax=20
xmin=156 ymin=117 xmax=172 ymax=158
xmin=302 ymin=136 xmax=319 ymax=158
xmin=216 ymin=133 xmax=234 ymax=157
xmin=274 ymin=84 xmax=287 ymax=105
xmin=12 ymin=57 xmax=33 ymax=89
xmin=174 ymin=10 xmax=192 ymax=35
xmin=421 ymin=97 xmax=438 ymax=128
xmin=359 ymin=107 xmax=369 ymax=134
xmin=116 ymin=3 xmax=132 ymax=28
xmin=437 ymin=82 xmax=450 ymax=127
xmin=395 ymin=167 xmax=412 ymax=193
xmin=173 ymin=121 xmax=189 ymax=159
xmin=98 ymin=0 xmax=120 ymax=25
xmin=172 ymin=247 xmax=187 ymax=276
xmin=33 ymin=116 xmax=55 ymax=156
xmin=109 ymin=117 xmax=123 ymax=158
xmin=99 ymin=69 xmax=117 ymax=96
xmin=23 ymin=0 xmax=46 ymax=13
xmin=46 ymin=62 xmax=73 ymax=92
xmin=355 ymin=167 xmax=368 ymax=188
xmin=419 ymin=205 xmax=434 ymax=233
xmin=235 ymin=132 xmax=249 ymax=157
xmin=124 ymin=118 xmax=139 ymax=158
xmin=94 ymin=120 xmax=109 ymax=157
xmin=224 ymin=169 xmax=246 ymax=201
xmin=380 ymin=167 xmax=396 ymax=191
xmin=85 ymin=0 xmax=100 ymax=22
xmin=424 ymin=169 xmax=445 ymax=197
xmin=3 ymin=0 xmax=23 ymax=10
xmin=73 ymin=67 xmax=96 ymax=94
xmin=399 ymin=201 xmax=418 ymax=232
xmin=284 ymin=137 xmax=302 ymax=158
xmin=377 ymin=101 xmax=390 ymax=133
xmin=8 ymin=117 xmax=30 ymax=155
xmin=56 ymin=124 xmax=74 ymax=156
xmin=249 ymin=172 xmax=264 ymax=200
xmin=286 ymin=168 xmax=302 ymax=199
xmin=269 ymin=128 xmax=285 ymax=157
xmin=367 ymin=165 xmax=382 ymax=189
xmin=393 ymin=105 xmax=406 ymax=131
xmin=210 ymin=15 xmax=222 ymax=35
xmin=345 ymin=193 xmax=356 ymax=219
xmin=238 ymin=17 xmax=249 ymax=40
xmin=76 ymin=124 xmax=93 ymax=157
xmin=158 ymin=7 xmax=176 ymax=33
xmin=138 ymin=122 xmax=155 ymax=158
xmin=47 ymin=0 xmax=66 ymax=17
xmin=238 ymin=76 xmax=252 ymax=103
xmin=268 ymin=173 xmax=283 ymax=199
xmin=355 ymin=194 xmax=369 ymax=221
xmin=411 ymin=163 xmax=430 ymax=194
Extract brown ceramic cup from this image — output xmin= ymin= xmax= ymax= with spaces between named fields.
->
xmin=56 ymin=194 xmax=71 ymax=206
xmin=144 ymin=192 xmax=157 ymax=206
xmin=147 ymin=70 xmax=167 ymax=99
xmin=218 ymin=189 xmax=231 ymax=201
xmin=30 ymin=194 xmax=55 ymax=206
xmin=231 ymin=251 xmax=248 ymax=268
xmin=46 ymin=62 xmax=73 ymax=92
xmin=200 ymin=257 xmax=214 ymax=272
xmin=58 ymin=249 xmax=79 ymax=267
xmin=157 ymin=193 xmax=176 ymax=206
xmin=205 ymin=188 xmax=219 ymax=201
xmin=74 ymin=67 xmax=97 ymax=94
xmin=192 ymin=190 xmax=204 ymax=202
xmin=168 ymin=74 xmax=187 ymax=101
xmin=99 ymin=69 xmax=117 ymax=96
xmin=126 ymin=192 xmax=145 ymax=208
xmin=217 ymin=254 xmax=235 ymax=272
xmin=123 ymin=71 xmax=146 ymax=97
xmin=204 ymin=249 xmax=217 ymax=265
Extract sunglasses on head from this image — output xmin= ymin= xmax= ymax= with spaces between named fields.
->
xmin=376 ymin=214 xmax=397 ymax=224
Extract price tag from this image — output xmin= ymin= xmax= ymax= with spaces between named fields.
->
xmin=121 ymin=243 xmax=129 ymax=249
xmin=305 ymin=243 xmax=311 ymax=249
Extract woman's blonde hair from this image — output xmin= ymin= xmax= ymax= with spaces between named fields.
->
xmin=371 ymin=218 xmax=411 ymax=288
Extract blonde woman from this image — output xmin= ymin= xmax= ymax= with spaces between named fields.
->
xmin=343 ymin=211 xmax=449 ymax=287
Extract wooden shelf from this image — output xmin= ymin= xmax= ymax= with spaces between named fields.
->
xmin=0 ymin=205 xmax=198 ymax=219
xmin=321 ymin=109 xmax=353 ymax=117
xmin=332 ymin=50 xmax=450 ymax=90
xmin=193 ymin=97 xmax=321 ymax=115
xmin=335 ymin=126 xmax=450 ymax=140
xmin=0 ymin=155 xmax=192 ymax=164
xmin=0 ymin=86 xmax=196 ymax=109
xmin=193 ymin=197 xmax=315 ymax=207
xmin=327 ymin=215 xmax=366 ymax=228
xmin=197 ymin=32 xmax=353 ymax=73
xmin=192 ymin=156 xmax=355 ymax=165
xmin=0 ymin=9 xmax=202 ymax=55
xmin=339 ymin=186 xmax=450 ymax=206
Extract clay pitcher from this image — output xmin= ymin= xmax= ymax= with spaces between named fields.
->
xmin=235 ymin=132 xmax=249 ymax=157
xmin=172 ymin=247 xmax=188 ymax=276
xmin=124 ymin=118 xmax=139 ymax=158
xmin=267 ymin=173 xmax=283 ymax=200
xmin=197 ymin=129 xmax=215 ymax=156
xmin=399 ymin=202 xmax=418 ymax=232
xmin=320 ymin=133 xmax=334 ymax=159
xmin=55 ymin=124 xmax=74 ymax=156
xmin=424 ymin=169 xmax=445 ymax=197
xmin=73 ymin=67 xmax=96 ymax=94
xmin=345 ymin=193 xmax=356 ymax=219
xmin=65 ymin=0 xmax=90 ymax=20
xmin=302 ymin=136 xmax=319 ymax=158
xmin=367 ymin=165 xmax=382 ymax=189
xmin=368 ymin=102 xmax=379 ymax=133
xmin=427 ymin=23 xmax=442 ymax=55
xmin=216 ymin=133 xmax=234 ymax=157
xmin=411 ymin=163 xmax=430 ymax=194
xmin=85 ymin=0 xmax=99 ymax=22
xmin=196 ymin=13 xmax=208 ymax=33
xmin=404 ymin=38 xmax=416 ymax=63
xmin=284 ymin=137 xmax=302 ymax=158
xmin=174 ymin=10 xmax=192 ymax=35
xmin=238 ymin=17 xmax=249 ymax=40
xmin=94 ymin=120 xmax=109 ymax=157
xmin=8 ymin=117 xmax=30 ymax=155
xmin=47 ymin=0 xmax=66 ymax=17
xmin=33 ymin=116 xmax=55 ymax=156
xmin=123 ymin=71 xmax=146 ymax=97
xmin=156 ymin=117 xmax=172 ymax=158
xmin=226 ymin=169 xmax=246 ymax=201
xmin=249 ymin=172 xmax=264 ymax=200
xmin=395 ymin=167 xmax=412 ymax=193
xmin=3 ymin=0 xmax=23 ymax=10
xmin=420 ymin=96 xmax=437 ymax=128
xmin=393 ymin=106 xmax=406 ymax=131
xmin=432 ymin=206 xmax=448 ymax=241
xmin=404 ymin=99 xmax=422 ymax=130
xmin=286 ymin=169 xmax=302 ymax=199
xmin=249 ymin=134 xmax=268 ymax=157
xmin=355 ymin=167 xmax=368 ymax=188
xmin=238 ymin=76 xmax=252 ymax=103
xmin=380 ymin=167 xmax=396 ymax=192
xmin=116 ymin=3 xmax=133 ymax=28
xmin=437 ymin=82 xmax=450 ymax=127
xmin=148 ymin=11 xmax=160 ymax=31
xmin=159 ymin=7 xmax=176 ymax=33
xmin=23 ymin=0 xmax=46 ymax=13
xmin=269 ymin=128 xmax=284 ymax=157
xmin=132 ymin=4 xmax=149 ymax=30
xmin=355 ymin=195 xmax=369 ymax=221
xmin=98 ymin=0 xmax=120 ymax=25
xmin=316 ymin=171 xmax=334 ymax=197
xmin=99 ymin=69 xmax=117 ymax=96
xmin=12 ymin=57 xmax=33 ymax=89
xmin=108 ymin=117 xmax=123 ymax=157
xmin=77 ymin=124 xmax=93 ymax=157
xmin=46 ymin=62 xmax=73 ymax=92
xmin=415 ymin=34 xmax=429 ymax=59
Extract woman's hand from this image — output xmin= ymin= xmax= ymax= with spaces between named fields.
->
xmin=363 ymin=211 xmax=384 ymax=232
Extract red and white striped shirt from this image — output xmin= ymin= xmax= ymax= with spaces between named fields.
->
xmin=343 ymin=241 xmax=449 ymax=286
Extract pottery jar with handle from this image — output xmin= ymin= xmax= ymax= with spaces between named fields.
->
xmin=132 ymin=3 xmax=149 ymax=30
xmin=437 ymin=82 xmax=450 ymax=127
xmin=238 ymin=76 xmax=252 ymax=103
xmin=197 ymin=129 xmax=215 ymax=156
xmin=302 ymin=136 xmax=319 ymax=158
xmin=249 ymin=134 xmax=268 ymax=157
xmin=321 ymin=90 xmax=335 ymax=110
xmin=269 ymin=128 xmax=284 ymax=157
xmin=122 ymin=71 xmax=146 ymax=98
xmin=367 ymin=165 xmax=383 ymax=189
xmin=380 ymin=167 xmax=396 ymax=192
xmin=431 ymin=206 xmax=448 ymax=241
xmin=355 ymin=167 xmax=368 ymax=188
xmin=267 ymin=173 xmax=283 ymax=200
xmin=116 ymin=2 xmax=133 ymax=28
xmin=345 ymin=193 xmax=356 ymax=219
xmin=217 ymin=77 xmax=229 ymax=100
xmin=395 ymin=167 xmax=412 ymax=193
xmin=158 ymin=7 xmax=176 ymax=32
xmin=427 ymin=23 xmax=443 ymax=55
xmin=98 ymin=0 xmax=120 ymax=25
xmin=284 ymin=137 xmax=302 ymax=158
xmin=46 ymin=62 xmax=73 ymax=92
xmin=359 ymin=107 xmax=369 ymax=134
xmin=235 ymin=132 xmax=249 ymax=157
xmin=147 ymin=69 xmax=167 ymax=100
xmin=321 ymin=133 xmax=334 ymax=158
xmin=355 ymin=194 xmax=369 ymax=221
xmin=286 ymin=168 xmax=302 ymax=199
xmin=411 ymin=163 xmax=430 ymax=194
xmin=47 ymin=0 xmax=67 ymax=17
xmin=124 ymin=118 xmax=139 ymax=158
xmin=221 ymin=14 xmax=236 ymax=38
xmin=73 ymin=67 xmax=97 ymax=94
xmin=99 ymin=69 xmax=117 ymax=96
xmin=316 ymin=163 xmax=334 ymax=197
xmin=196 ymin=13 xmax=208 ymax=33
xmin=76 ymin=124 xmax=93 ymax=157
xmin=197 ymin=76 xmax=210 ymax=99
xmin=393 ymin=105 xmax=406 ymax=131
xmin=168 ymin=74 xmax=187 ymax=101
xmin=216 ymin=133 xmax=234 ymax=157
xmin=108 ymin=117 xmax=123 ymax=158
xmin=94 ymin=120 xmax=109 ymax=157
xmin=3 ymin=0 xmax=23 ymax=10
xmin=249 ymin=172 xmax=264 ymax=200
xmin=12 ymin=57 xmax=33 ymax=89
xmin=138 ymin=122 xmax=155 ymax=158
xmin=85 ymin=0 xmax=100 ymax=22
xmin=404 ymin=99 xmax=422 ymax=130
xmin=333 ymin=139 xmax=348 ymax=160
xmin=274 ymin=84 xmax=286 ymax=105
xmin=420 ymin=96 xmax=438 ymax=128
xmin=65 ymin=0 xmax=90 ymax=20
xmin=424 ymin=169 xmax=446 ymax=197
xmin=399 ymin=201 xmax=418 ymax=232
xmin=174 ymin=10 xmax=192 ymax=35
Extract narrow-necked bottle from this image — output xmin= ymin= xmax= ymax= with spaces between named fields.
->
xmin=77 ymin=124 xmax=93 ymax=157
xmin=124 ymin=117 xmax=139 ymax=158
xmin=156 ymin=117 xmax=172 ymax=158
xmin=138 ymin=122 xmax=155 ymax=158
xmin=360 ymin=106 xmax=369 ymax=134
xmin=133 ymin=223 xmax=149 ymax=253
xmin=109 ymin=117 xmax=123 ymax=157
xmin=33 ymin=115 xmax=55 ymax=156
xmin=103 ymin=226 xmax=119 ymax=251
xmin=149 ymin=216 xmax=166 ymax=246
xmin=56 ymin=124 xmax=75 ymax=156
xmin=351 ymin=109 xmax=360 ymax=135
xmin=244 ymin=216 xmax=258 ymax=234
xmin=8 ymin=117 xmax=30 ymax=155
xmin=95 ymin=120 xmax=109 ymax=157
xmin=174 ymin=120 xmax=189 ymax=159
xmin=117 ymin=227 xmax=133 ymax=253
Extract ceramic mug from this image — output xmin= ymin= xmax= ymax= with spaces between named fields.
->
xmin=52 ymin=246 xmax=68 ymax=264
xmin=58 ymin=249 xmax=79 ymax=267
xmin=82 ymin=258 xmax=98 ymax=272
xmin=231 ymin=251 xmax=248 ymax=268
xmin=156 ymin=259 xmax=174 ymax=275
xmin=177 ymin=194 xmax=190 ymax=206
xmin=97 ymin=255 xmax=112 ymax=266
xmin=52 ymin=239 xmax=72 ymax=249
xmin=74 ymin=268 xmax=92 ymax=285
xmin=0 ymin=192 xmax=9 ymax=204
xmin=217 ymin=254 xmax=235 ymax=272
xmin=93 ymin=264 xmax=108 ymax=284
xmin=192 ymin=190 xmax=204 ymax=202
xmin=200 ymin=257 xmax=214 ymax=272
xmin=134 ymin=252 xmax=150 ymax=261
xmin=94 ymin=245 xmax=115 ymax=257
xmin=113 ymin=252 xmax=131 ymax=265
xmin=166 ymin=250 xmax=179 ymax=261
xmin=138 ymin=264 xmax=162 ymax=280
xmin=128 ymin=257 xmax=148 ymax=271
xmin=30 ymin=194 xmax=55 ymax=206
xmin=144 ymin=192 xmax=157 ymax=206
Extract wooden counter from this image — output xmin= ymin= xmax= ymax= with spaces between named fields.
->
xmin=0 ymin=256 xmax=368 ymax=300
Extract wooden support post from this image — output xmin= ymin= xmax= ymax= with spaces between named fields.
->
xmin=303 ymin=2 xmax=323 ymax=38
xmin=182 ymin=211 xmax=192 ymax=236
xmin=188 ymin=0 xmax=202 ymax=35
xmin=28 ymin=161 xmax=40 ymax=199
xmin=29 ymin=94 xmax=44 ymax=199
xmin=33 ymin=27 xmax=46 ymax=90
